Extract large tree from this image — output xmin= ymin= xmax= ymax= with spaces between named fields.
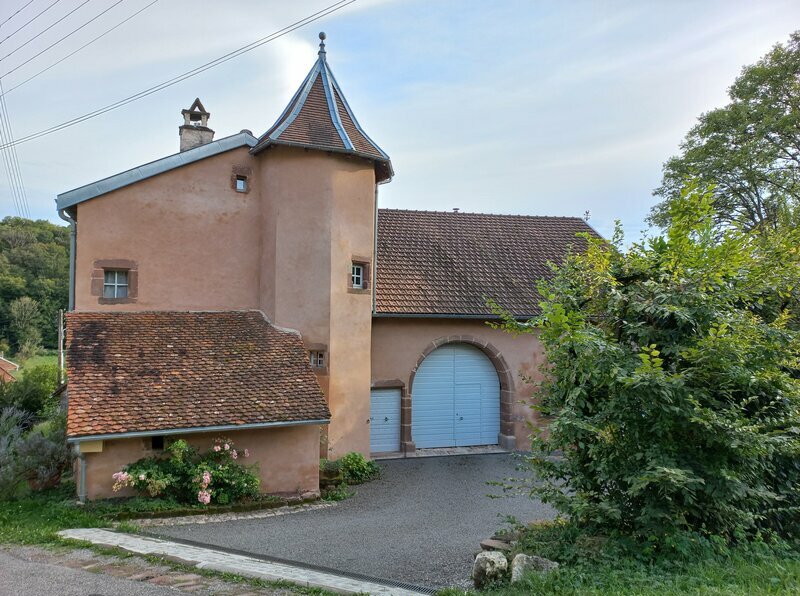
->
xmin=0 ymin=217 xmax=69 ymax=352
xmin=651 ymin=31 xmax=800 ymax=231
xmin=498 ymin=184 xmax=800 ymax=542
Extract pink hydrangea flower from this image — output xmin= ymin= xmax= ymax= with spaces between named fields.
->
xmin=112 ymin=471 xmax=132 ymax=492
xmin=197 ymin=490 xmax=211 ymax=505
xmin=224 ymin=443 xmax=230 ymax=451
xmin=213 ymin=445 xmax=221 ymax=452
xmin=231 ymin=450 xmax=238 ymax=460
xmin=202 ymin=471 xmax=212 ymax=487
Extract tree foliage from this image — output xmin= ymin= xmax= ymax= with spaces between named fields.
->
xmin=499 ymin=184 xmax=800 ymax=542
xmin=651 ymin=31 xmax=800 ymax=232
xmin=0 ymin=364 xmax=60 ymax=419
xmin=0 ymin=217 xmax=69 ymax=352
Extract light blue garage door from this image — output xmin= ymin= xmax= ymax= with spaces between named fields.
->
xmin=370 ymin=388 xmax=401 ymax=453
xmin=411 ymin=343 xmax=500 ymax=448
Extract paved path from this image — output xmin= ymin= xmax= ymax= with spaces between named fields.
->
xmin=59 ymin=529 xmax=425 ymax=596
xmin=152 ymin=454 xmax=556 ymax=589
xmin=0 ymin=549 xmax=178 ymax=596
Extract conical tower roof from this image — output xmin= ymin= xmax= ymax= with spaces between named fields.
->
xmin=252 ymin=33 xmax=393 ymax=182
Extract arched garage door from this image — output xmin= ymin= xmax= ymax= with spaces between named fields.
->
xmin=411 ymin=343 xmax=500 ymax=448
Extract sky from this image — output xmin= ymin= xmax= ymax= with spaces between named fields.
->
xmin=0 ymin=0 xmax=798 ymax=240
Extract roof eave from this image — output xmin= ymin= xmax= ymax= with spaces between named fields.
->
xmin=372 ymin=312 xmax=539 ymax=320
xmin=67 ymin=417 xmax=330 ymax=443
xmin=56 ymin=132 xmax=258 ymax=210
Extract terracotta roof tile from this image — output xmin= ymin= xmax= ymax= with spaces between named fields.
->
xmin=375 ymin=209 xmax=599 ymax=317
xmin=65 ymin=311 xmax=330 ymax=438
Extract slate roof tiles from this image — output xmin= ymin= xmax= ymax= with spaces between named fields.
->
xmin=65 ymin=311 xmax=330 ymax=438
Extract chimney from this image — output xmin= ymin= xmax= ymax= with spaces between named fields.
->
xmin=179 ymin=98 xmax=214 ymax=151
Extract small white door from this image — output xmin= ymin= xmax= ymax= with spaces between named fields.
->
xmin=370 ymin=388 xmax=401 ymax=453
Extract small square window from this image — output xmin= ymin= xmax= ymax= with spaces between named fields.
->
xmin=309 ymin=351 xmax=325 ymax=368
xmin=351 ymin=264 xmax=364 ymax=289
xmin=150 ymin=436 xmax=165 ymax=450
xmin=103 ymin=269 xmax=128 ymax=299
xmin=235 ymin=176 xmax=247 ymax=192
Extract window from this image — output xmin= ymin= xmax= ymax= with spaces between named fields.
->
xmin=309 ymin=350 xmax=325 ymax=369
xmin=150 ymin=436 xmax=165 ymax=450
xmin=235 ymin=176 xmax=247 ymax=192
xmin=351 ymin=264 xmax=364 ymax=289
xmin=103 ymin=270 xmax=128 ymax=298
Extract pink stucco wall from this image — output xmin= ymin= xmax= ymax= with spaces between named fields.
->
xmin=370 ymin=317 xmax=546 ymax=450
xmin=81 ymin=425 xmax=321 ymax=501
xmin=257 ymin=146 xmax=376 ymax=459
xmin=74 ymin=146 xmax=262 ymax=312
xmin=72 ymin=145 xmax=379 ymax=487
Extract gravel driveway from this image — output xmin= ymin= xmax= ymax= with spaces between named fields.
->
xmin=151 ymin=454 xmax=556 ymax=590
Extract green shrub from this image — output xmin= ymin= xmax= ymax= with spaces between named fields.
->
xmin=113 ymin=437 xmax=259 ymax=506
xmin=319 ymin=458 xmax=341 ymax=475
xmin=14 ymin=414 xmax=72 ymax=491
xmin=321 ymin=482 xmax=354 ymax=502
xmin=495 ymin=184 xmax=800 ymax=545
xmin=337 ymin=452 xmax=380 ymax=485
xmin=0 ymin=407 xmax=30 ymax=499
xmin=0 ymin=364 xmax=59 ymax=418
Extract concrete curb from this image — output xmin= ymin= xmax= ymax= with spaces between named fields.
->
xmin=58 ymin=528 xmax=427 ymax=595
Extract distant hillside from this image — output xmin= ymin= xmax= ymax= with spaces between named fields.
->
xmin=0 ymin=217 xmax=69 ymax=353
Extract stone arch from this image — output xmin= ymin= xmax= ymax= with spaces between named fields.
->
xmin=402 ymin=335 xmax=516 ymax=452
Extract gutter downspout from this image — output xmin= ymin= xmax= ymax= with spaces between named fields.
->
xmin=58 ymin=208 xmax=76 ymax=311
xmin=77 ymin=450 xmax=87 ymax=504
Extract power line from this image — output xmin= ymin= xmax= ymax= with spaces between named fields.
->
xmin=0 ymin=0 xmax=62 ymax=46
xmin=0 ymin=115 xmax=25 ymax=217
xmin=1 ymin=0 xmax=128 ymax=79
xmin=0 ymin=0 xmax=90 ymax=62
xmin=0 ymin=79 xmax=30 ymax=217
xmin=0 ymin=0 xmax=356 ymax=151
xmin=0 ymin=80 xmax=28 ymax=217
xmin=1 ymin=0 xmax=159 ymax=97
xmin=0 ymin=0 xmax=38 ymax=30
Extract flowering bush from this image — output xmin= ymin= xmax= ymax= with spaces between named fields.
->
xmin=112 ymin=437 xmax=259 ymax=506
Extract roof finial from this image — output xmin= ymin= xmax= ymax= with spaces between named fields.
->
xmin=318 ymin=31 xmax=326 ymax=56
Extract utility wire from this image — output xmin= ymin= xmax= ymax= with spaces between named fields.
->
xmin=0 ymin=0 xmax=62 ymax=47
xmin=1 ymin=0 xmax=128 ymax=78
xmin=0 ymin=0 xmax=37 ymax=30
xmin=0 ymin=115 xmax=25 ymax=217
xmin=0 ymin=0 xmax=90 ymax=62
xmin=0 ymin=80 xmax=28 ymax=217
xmin=1 ymin=0 xmax=159 ymax=97
xmin=0 ymin=0 xmax=356 ymax=151
xmin=0 ymin=79 xmax=30 ymax=217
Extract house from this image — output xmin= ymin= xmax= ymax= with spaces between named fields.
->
xmin=0 ymin=355 xmax=19 ymax=383
xmin=56 ymin=34 xmax=596 ymax=501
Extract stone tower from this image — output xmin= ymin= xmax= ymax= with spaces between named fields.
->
xmin=251 ymin=33 xmax=393 ymax=458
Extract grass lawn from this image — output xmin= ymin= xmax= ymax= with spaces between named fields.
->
xmin=0 ymin=482 xmax=333 ymax=595
xmin=451 ymin=554 xmax=800 ymax=595
xmin=439 ymin=521 xmax=800 ymax=595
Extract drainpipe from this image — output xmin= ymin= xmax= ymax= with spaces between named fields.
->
xmin=77 ymin=450 xmax=87 ymax=503
xmin=58 ymin=208 xmax=76 ymax=311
